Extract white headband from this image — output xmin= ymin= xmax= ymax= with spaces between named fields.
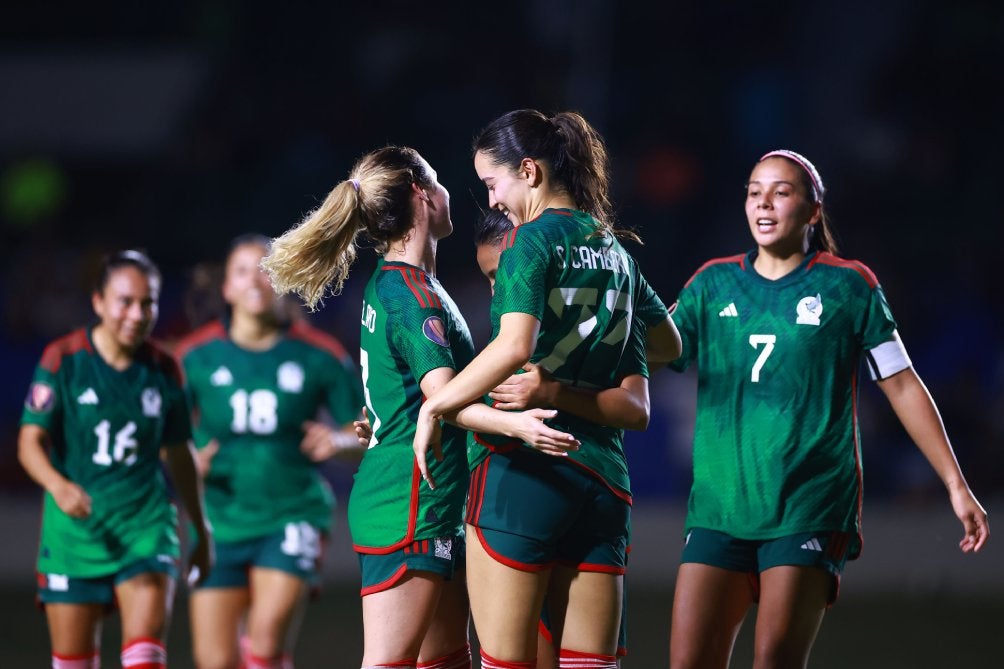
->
xmin=760 ymin=149 xmax=824 ymax=202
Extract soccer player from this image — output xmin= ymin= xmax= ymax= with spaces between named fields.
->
xmin=175 ymin=234 xmax=364 ymax=669
xmin=414 ymin=110 xmax=679 ymax=669
xmin=666 ymin=150 xmax=990 ymax=669
xmin=18 ymin=249 xmax=213 ymax=669
xmin=474 ymin=209 xmax=659 ymax=669
xmin=260 ymin=145 xmax=581 ymax=669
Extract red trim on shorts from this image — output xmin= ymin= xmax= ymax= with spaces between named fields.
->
xmin=351 ymin=460 xmax=422 ymax=554
xmin=359 ymin=563 xmax=409 ymax=597
xmin=554 ymin=558 xmax=625 ymax=575
xmin=473 ymin=526 xmax=551 ymax=573
xmin=465 ymin=459 xmax=490 ymax=526
xmin=537 ymin=619 xmax=553 ymax=645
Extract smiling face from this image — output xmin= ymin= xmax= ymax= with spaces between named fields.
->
xmin=745 ymin=156 xmax=821 ymax=257
xmin=223 ymin=242 xmax=278 ymax=319
xmin=474 ymin=150 xmax=530 ymax=225
xmin=92 ymin=266 xmax=159 ymax=353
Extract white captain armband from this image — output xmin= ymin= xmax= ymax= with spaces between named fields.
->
xmin=864 ymin=330 xmax=912 ymax=381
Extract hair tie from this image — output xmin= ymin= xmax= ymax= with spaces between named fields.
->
xmin=349 ymin=178 xmax=360 ymax=193
xmin=760 ymin=149 xmax=824 ymax=202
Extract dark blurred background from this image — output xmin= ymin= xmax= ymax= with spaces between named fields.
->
xmin=2 ymin=0 xmax=1001 ymax=501
xmin=2 ymin=2 xmax=1003 ymax=666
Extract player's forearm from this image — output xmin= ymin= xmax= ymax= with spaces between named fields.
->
xmin=449 ymin=402 xmax=521 ymax=437
xmin=881 ymin=368 xmax=969 ymax=492
xmin=554 ymin=384 xmax=650 ymax=431
xmin=164 ymin=442 xmax=212 ymax=532
xmin=646 ymin=317 xmax=683 ymax=365
xmin=425 ymin=335 xmax=532 ymax=417
xmin=17 ymin=426 xmax=68 ymax=493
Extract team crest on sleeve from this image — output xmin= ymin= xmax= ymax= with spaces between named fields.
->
xmin=26 ymin=382 xmax=55 ymax=413
xmin=141 ymin=388 xmax=162 ymax=417
xmin=422 ymin=316 xmax=450 ymax=347
xmin=277 ymin=361 xmax=305 ymax=393
xmin=795 ymin=293 xmax=823 ymax=326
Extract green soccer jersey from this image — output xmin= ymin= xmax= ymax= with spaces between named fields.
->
xmin=473 ymin=208 xmax=668 ymax=501
xmin=670 ymin=250 xmax=900 ymax=556
xmin=20 ymin=329 xmax=191 ymax=578
xmin=177 ymin=319 xmax=363 ymax=543
xmin=350 ymin=260 xmax=474 ymax=551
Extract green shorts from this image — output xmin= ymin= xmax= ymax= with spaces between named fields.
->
xmin=196 ymin=522 xmax=324 ymax=589
xmin=466 ymin=449 xmax=629 ymax=573
xmin=37 ymin=555 xmax=177 ymax=605
xmin=357 ymin=534 xmax=464 ymax=596
xmin=681 ymin=528 xmax=853 ymax=603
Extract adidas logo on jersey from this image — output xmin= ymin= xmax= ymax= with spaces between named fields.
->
xmin=718 ymin=302 xmax=738 ymax=317
xmin=77 ymin=388 xmax=99 ymax=405
xmin=800 ymin=537 xmax=823 ymax=552
xmin=210 ymin=366 xmax=233 ymax=386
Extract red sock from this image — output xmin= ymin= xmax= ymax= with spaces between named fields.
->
xmin=558 ymin=648 xmax=617 ymax=668
xmin=52 ymin=651 xmax=99 ymax=669
xmin=245 ymin=651 xmax=286 ymax=669
xmin=417 ymin=644 xmax=471 ymax=669
xmin=479 ymin=648 xmax=534 ymax=669
xmin=120 ymin=637 xmax=166 ymax=669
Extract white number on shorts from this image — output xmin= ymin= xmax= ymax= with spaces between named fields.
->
xmin=280 ymin=522 xmax=321 ymax=560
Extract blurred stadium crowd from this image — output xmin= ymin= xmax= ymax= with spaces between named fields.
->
xmin=1 ymin=1 xmax=1001 ymax=501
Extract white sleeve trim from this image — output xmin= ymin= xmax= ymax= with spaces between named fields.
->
xmin=865 ymin=330 xmax=912 ymax=381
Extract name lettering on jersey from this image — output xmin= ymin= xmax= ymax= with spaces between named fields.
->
xmin=77 ymin=387 xmax=99 ymax=405
xmin=46 ymin=573 xmax=69 ymax=591
xmin=141 ymin=388 xmax=162 ymax=417
xmin=277 ymin=361 xmax=305 ymax=393
xmin=718 ymin=302 xmax=738 ymax=318
xmin=210 ymin=366 xmax=234 ymax=386
xmin=555 ymin=244 xmax=629 ymax=273
xmin=422 ymin=316 xmax=450 ymax=347
xmin=795 ymin=293 xmax=823 ymax=326
xmin=361 ymin=300 xmax=377 ymax=334
xmin=26 ymin=382 xmax=56 ymax=412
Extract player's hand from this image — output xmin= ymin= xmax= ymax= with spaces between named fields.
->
xmin=300 ymin=421 xmax=357 ymax=462
xmin=413 ymin=404 xmax=443 ymax=489
xmin=194 ymin=439 xmax=219 ymax=478
xmin=51 ymin=480 xmax=92 ymax=518
xmin=489 ymin=363 xmax=557 ymax=410
xmin=353 ymin=407 xmax=373 ymax=448
xmin=510 ymin=408 xmax=580 ymax=456
xmin=186 ymin=523 xmax=215 ymax=588
xmin=949 ymin=484 xmax=989 ymax=553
